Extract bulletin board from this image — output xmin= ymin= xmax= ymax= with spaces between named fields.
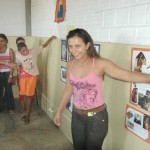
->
xmin=126 ymin=47 xmax=150 ymax=143
xmin=130 ymin=48 xmax=150 ymax=112
xmin=125 ymin=104 xmax=150 ymax=143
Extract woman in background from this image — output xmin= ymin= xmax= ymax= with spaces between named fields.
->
xmin=0 ymin=33 xmax=15 ymax=114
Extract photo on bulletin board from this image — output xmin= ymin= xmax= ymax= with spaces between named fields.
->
xmin=94 ymin=44 xmax=100 ymax=54
xmin=61 ymin=40 xmax=67 ymax=62
xmin=130 ymin=82 xmax=150 ymax=111
xmin=125 ymin=104 xmax=150 ymax=143
xmin=66 ymin=94 xmax=74 ymax=113
xmin=131 ymin=48 xmax=150 ymax=73
xmin=60 ymin=66 xmax=66 ymax=83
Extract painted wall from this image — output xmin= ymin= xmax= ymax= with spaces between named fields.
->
xmin=1 ymin=0 xmax=150 ymax=45
xmin=31 ymin=0 xmax=150 ymax=45
xmin=0 ymin=0 xmax=26 ymax=36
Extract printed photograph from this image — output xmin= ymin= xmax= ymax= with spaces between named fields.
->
xmin=60 ymin=66 xmax=66 ymax=83
xmin=125 ymin=105 xmax=150 ymax=143
xmin=131 ymin=48 xmax=150 ymax=74
xmin=61 ymin=40 xmax=67 ymax=62
xmin=130 ymin=83 xmax=150 ymax=111
xmin=94 ymin=44 xmax=100 ymax=54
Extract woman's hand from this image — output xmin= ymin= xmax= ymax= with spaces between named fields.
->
xmin=8 ymin=76 xmax=13 ymax=83
xmin=7 ymin=62 xmax=17 ymax=68
xmin=54 ymin=112 xmax=61 ymax=127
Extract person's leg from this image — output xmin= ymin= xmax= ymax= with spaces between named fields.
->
xmin=71 ymin=111 xmax=87 ymax=150
xmin=24 ymin=95 xmax=32 ymax=124
xmin=0 ymin=72 xmax=5 ymax=112
xmin=20 ymin=78 xmax=28 ymax=121
xmin=4 ymin=72 xmax=15 ymax=113
xmin=19 ymin=95 xmax=25 ymax=113
xmin=17 ymin=77 xmax=25 ymax=113
xmin=86 ymin=109 xmax=109 ymax=150
xmin=23 ymin=76 xmax=37 ymax=124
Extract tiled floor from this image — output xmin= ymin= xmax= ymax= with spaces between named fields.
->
xmin=0 ymin=99 xmax=73 ymax=150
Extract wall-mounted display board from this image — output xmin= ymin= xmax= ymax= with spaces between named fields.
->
xmin=130 ymin=82 xmax=150 ymax=111
xmin=130 ymin=48 xmax=150 ymax=111
xmin=131 ymin=48 xmax=150 ymax=73
xmin=125 ymin=105 xmax=150 ymax=143
xmin=60 ymin=66 xmax=66 ymax=83
xmin=61 ymin=40 xmax=67 ymax=62
xmin=94 ymin=43 xmax=100 ymax=54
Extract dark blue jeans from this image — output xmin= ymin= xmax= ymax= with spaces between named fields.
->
xmin=0 ymin=72 xmax=15 ymax=112
xmin=71 ymin=108 xmax=108 ymax=150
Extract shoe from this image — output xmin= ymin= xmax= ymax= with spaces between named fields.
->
xmin=24 ymin=118 xmax=30 ymax=125
xmin=8 ymin=110 xmax=15 ymax=115
xmin=21 ymin=115 xmax=26 ymax=121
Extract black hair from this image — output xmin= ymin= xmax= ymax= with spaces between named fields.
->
xmin=0 ymin=33 xmax=8 ymax=43
xmin=17 ymin=42 xmax=27 ymax=51
xmin=16 ymin=37 xmax=25 ymax=44
xmin=67 ymin=28 xmax=100 ymax=58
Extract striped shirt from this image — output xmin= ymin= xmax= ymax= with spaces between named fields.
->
xmin=0 ymin=48 xmax=11 ymax=72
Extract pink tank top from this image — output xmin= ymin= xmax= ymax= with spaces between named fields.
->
xmin=69 ymin=58 xmax=104 ymax=110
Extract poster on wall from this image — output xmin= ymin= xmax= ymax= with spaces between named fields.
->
xmin=94 ymin=43 xmax=100 ymax=54
xmin=61 ymin=40 xmax=67 ymax=62
xmin=130 ymin=82 xmax=150 ymax=111
xmin=125 ymin=105 xmax=150 ymax=143
xmin=131 ymin=48 xmax=150 ymax=74
xmin=130 ymin=48 xmax=150 ymax=111
xmin=54 ymin=0 xmax=66 ymax=23
xmin=60 ymin=66 xmax=66 ymax=83
xmin=66 ymin=95 xmax=74 ymax=113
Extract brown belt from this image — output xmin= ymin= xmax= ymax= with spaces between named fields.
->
xmin=73 ymin=103 xmax=107 ymax=116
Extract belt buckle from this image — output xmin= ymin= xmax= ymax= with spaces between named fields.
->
xmin=87 ymin=112 xmax=96 ymax=117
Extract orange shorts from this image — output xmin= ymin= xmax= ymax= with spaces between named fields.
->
xmin=19 ymin=76 xmax=37 ymax=96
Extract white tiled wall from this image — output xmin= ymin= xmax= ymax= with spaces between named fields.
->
xmin=1 ymin=0 xmax=150 ymax=45
xmin=31 ymin=0 xmax=150 ymax=45
xmin=0 ymin=0 xmax=26 ymax=36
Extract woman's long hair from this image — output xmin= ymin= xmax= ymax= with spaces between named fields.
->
xmin=67 ymin=28 xmax=100 ymax=58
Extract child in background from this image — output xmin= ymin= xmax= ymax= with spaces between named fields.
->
xmin=16 ymin=37 xmax=26 ymax=113
xmin=16 ymin=36 xmax=56 ymax=124
xmin=16 ymin=37 xmax=37 ymax=113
